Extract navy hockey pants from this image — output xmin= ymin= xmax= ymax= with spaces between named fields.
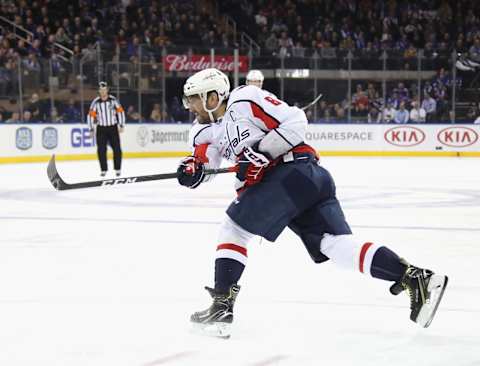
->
xmin=226 ymin=154 xmax=352 ymax=263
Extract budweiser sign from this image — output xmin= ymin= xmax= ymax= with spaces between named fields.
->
xmin=163 ymin=54 xmax=248 ymax=72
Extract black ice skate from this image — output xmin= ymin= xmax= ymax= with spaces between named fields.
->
xmin=390 ymin=264 xmax=448 ymax=328
xmin=191 ymin=284 xmax=240 ymax=339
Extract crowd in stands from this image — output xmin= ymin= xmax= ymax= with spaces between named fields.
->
xmin=222 ymin=0 xmax=480 ymax=59
xmin=0 ymin=0 xmax=479 ymax=124
xmin=0 ymin=93 xmax=79 ymax=123
xmin=0 ymin=0 xmax=226 ymax=123
xmin=123 ymin=102 xmax=177 ymax=123
xmin=0 ymin=0 xmax=225 ymax=58
xmin=0 ymin=94 xmax=183 ymax=123
xmin=314 ymin=67 xmax=455 ymax=123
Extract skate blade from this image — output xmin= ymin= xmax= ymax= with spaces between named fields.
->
xmin=191 ymin=321 xmax=232 ymax=339
xmin=416 ymin=275 xmax=448 ymax=328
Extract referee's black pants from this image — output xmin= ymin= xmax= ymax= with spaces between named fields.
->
xmin=96 ymin=125 xmax=122 ymax=172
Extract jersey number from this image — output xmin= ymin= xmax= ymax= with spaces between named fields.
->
xmin=264 ymin=96 xmax=281 ymax=106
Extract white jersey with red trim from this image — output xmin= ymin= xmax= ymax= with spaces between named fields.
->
xmin=187 ymin=85 xmax=308 ymax=174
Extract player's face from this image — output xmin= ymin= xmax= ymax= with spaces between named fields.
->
xmin=185 ymin=95 xmax=207 ymax=123
xmin=246 ymin=80 xmax=262 ymax=88
xmin=185 ymin=94 xmax=219 ymax=124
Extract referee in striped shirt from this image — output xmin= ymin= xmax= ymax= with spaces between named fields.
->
xmin=88 ymin=82 xmax=126 ymax=177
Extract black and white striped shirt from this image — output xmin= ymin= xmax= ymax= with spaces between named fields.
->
xmin=87 ymin=95 xmax=126 ymax=129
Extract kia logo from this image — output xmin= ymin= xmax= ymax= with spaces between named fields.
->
xmin=437 ymin=127 xmax=478 ymax=147
xmin=384 ymin=126 xmax=426 ymax=147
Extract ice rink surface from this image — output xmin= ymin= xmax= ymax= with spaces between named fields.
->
xmin=0 ymin=156 xmax=479 ymax=366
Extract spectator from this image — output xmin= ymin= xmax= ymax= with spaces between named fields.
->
xmin=73 ymin=16 xmax=84 ymax=35
xmin=49 ymin=107 xmax=63 ymax=123
xmin=265 ymin=33 xmax=278 ymax=55
xmin=409 ymin=101 xmax=426 ymax=123
xmin=202 ymin=30 xmax=219 ymax=47
xmin=366 ymin=83 xmax=379 ymax=102
xmin=317 ymin=100 xmax=332 ymax=122
xmin=382 ymin=102 xmax=396 ymax=123
xmin=27 ymin=39 xmax=41 ymax=56
xmin=26 ymin=93 xmax=42 ymax=121
xmin=170 ymin=97 xmax=189 ymax=122
xmin=367 ymin=107 xmax=381 ymax=123
xmin=23 ymin=110 xmax=32 ymax=123
xmin=16 ymin=39 xmax=29 ymax=57
xmin=388 ymin=91 xmax=402 ymax=110
xmin=423 ymin=81 xmax=434 ymax=97
xmin=278 ymin=31 xmax=294 ymax=57
xmin=292 ymin=41 xmax=306 ymax=57
xmin=395 ymin=82 xmax=409 ymax=101
xmin=23 ymin=53 xmax=41 ymax=89
xmin=404 ymin=44 xmax=417 ymax=60
xmin=421 ymin=93 xmax=437 ymax=122
xmin=150 ymin=103 xmax=162 ymax=122
xmin=63 ymin=98 xmax=81 ymax=122
xmin=352 ymin=84 xmax=369 ymax=116
xmin=255 ymin=11 xmax=267 ymax=27
xmin=394 ymin=102 xmax=409 ymax=124
xmin=126 ymin=105 xmax=142 ymax=123
xmin=146 ymin=57 xmax=161 ymax=89
xmin=6 ymin=112 xmax=20 ymax=123
xmin=161 ymin=110 xmax=174 ymax=123
xmin=467 ymin=102 xmax=479 ymax=122
xmin=435 ymin=88 xmax=450 ymax=121
xmin=469 ymin=38 xmax=480 ymax=63
xmin=50 ymin=53 xmax=67 ymax=86
xmin=55 ymin=27 xmax=71 ymax=46
xmin=23 ymin=53 xmax=41 ymax=74
xmin=334 ymin=103 xmax=346 ymax=119
xmin=127 ymin=35 xmax=140 ymax=58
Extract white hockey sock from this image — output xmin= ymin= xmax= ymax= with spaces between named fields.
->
xmin=320 ymin=234 xmax=381 ymax=276
xmin=214 ymin=216 xmax=255 ymax=292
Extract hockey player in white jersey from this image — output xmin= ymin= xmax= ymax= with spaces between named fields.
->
xmin=246 ymin=69 xmax=264 ymax=88
xmin=177 ymin=68 xmax=448 ymax=338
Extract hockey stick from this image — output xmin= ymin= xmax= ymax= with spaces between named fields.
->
xmin=300 ymin=93 xmax=323 ymax=110
xmin=47 ymin=155 xmax=235 ymax=191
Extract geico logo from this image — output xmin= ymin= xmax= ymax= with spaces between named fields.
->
xmin=102 ymin=178 xmax=138 ymax=186
xmin=71 ymin=128 xmax=96 ymax=147
xmin=384 ymin=126 xmax=426 ymax=147
xmin=437 ymin=127 xmax=479 ymax=147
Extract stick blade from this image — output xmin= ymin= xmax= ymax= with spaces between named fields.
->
xmin=47 ymin=155 xmax=67 ymax=190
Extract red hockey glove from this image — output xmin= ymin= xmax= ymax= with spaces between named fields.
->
xmin=177 ymin=156 xmax=205 ymax=188
xmin=177 ymin=144 xmax=210 ymax=189
xmin=235 ymin=144 xmax=271 ymax=191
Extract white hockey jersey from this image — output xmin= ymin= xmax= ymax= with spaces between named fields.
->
xmin=188 ymin=85 xmax=308 ymax=177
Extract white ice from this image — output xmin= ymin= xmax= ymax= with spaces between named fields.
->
xmin=0 ymin=156 xmax=479 ymax=366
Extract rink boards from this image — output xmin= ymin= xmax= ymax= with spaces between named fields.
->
xmin=1 ymin=123 xmax=479 ymax=163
